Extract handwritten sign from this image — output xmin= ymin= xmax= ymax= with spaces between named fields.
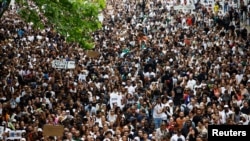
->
xmin=52 ymin=60 xmax=75 ymax=69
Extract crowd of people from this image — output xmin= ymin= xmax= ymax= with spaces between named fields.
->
xmin=1 ymin=0 xmax=250 ymax=141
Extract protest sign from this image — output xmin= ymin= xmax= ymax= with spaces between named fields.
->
xmin=6 ymin=130 xmax=25 ymax=140
xmin=51 ymin=60 xmax=75 ymax=69
xmin=174 ymin=4 xmax=195 ymax=12
xmin=86 ymin=50 xmax=100 ymax=58
xmin=43 ymin=125 xmax=64 ymax=137
xmin=0 ymin=126 xmax=4 ymax=140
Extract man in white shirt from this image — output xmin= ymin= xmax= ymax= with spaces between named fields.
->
xmin=125 ymin=80 xmax=136 ymax=95
xmin=44 ymin=85 xmax=55 ymax=98
xmin=219 ymin=105 xmax=233 ymax=124
xmin=78 ymin=70 xmax=87 ymax=82
xmin=235 ymin=72 xmax=243 ymax=85
xmin=143 ymin=67 xmax=156 ymax=82
xmin=170 ymin=129 xmax=185 ymax=141
xmin=186 ymin=75 xmax=196 ymax=90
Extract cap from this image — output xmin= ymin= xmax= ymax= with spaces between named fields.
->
xmin=224 ymin=105 xmax=229 ymax=108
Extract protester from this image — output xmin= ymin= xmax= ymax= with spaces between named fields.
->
xmin=1 ymin=0 xmax=250 ymax=141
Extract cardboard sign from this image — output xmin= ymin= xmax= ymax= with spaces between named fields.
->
xmin=43 ymin=125 xmax=64 ymax=137
xmin=86 ymin=50 xmax=100 ymax=58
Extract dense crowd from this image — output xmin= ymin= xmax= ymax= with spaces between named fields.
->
xmin=1 ymin=0 xmax=250 ymax=141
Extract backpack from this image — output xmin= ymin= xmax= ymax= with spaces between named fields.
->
xmin=181 ymin=104 xmax=190 ymax=116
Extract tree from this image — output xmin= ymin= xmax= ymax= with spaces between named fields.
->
xmin=1 ymin=0 xmax=106 ymax=49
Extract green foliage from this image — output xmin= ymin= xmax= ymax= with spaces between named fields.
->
xmin=10 ymin=0 xmax=106 ymax=49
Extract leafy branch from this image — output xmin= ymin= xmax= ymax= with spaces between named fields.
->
xmin=14 ymin=0 xmax=106 ymax=49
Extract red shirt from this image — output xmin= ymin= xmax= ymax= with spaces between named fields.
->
xmin=186 ymin=18 xmax=193 ymax=26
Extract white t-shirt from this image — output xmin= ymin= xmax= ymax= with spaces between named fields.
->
xmin=107 ymin=113 xmax=117 ymax=123
xmin=219 ymin=110 xmax=233 ymax=124
xmin=235 ymin=74 xmax=243 ymax=85
xmin=187 ymin=79 xmax=196 ymax=90
xmin=125 ymin=85 xmax=136 ymax=95
xmin=153 ymin=103 xmax=164 ymax=118
xmin=170 ymin=134 xmax=185 ymax=141
xmin=143 ymin=71 xmax=156 ymax=78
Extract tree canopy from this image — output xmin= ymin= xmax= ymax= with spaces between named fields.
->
xmin=1 ymin=0 xmax=106 ymax=49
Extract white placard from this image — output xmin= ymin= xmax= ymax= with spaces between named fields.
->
xmin=52 ymin=60 xmax=75 ymax=69
xmin=0 ymin=126 xmax=4 ymax=140
xmin=67 ymin=61 xmax=76 ymax=69
xmin=174 ymin=4 xmax=195 ymax=12
xmin=6 ymin=130 xmax=25 ymax=140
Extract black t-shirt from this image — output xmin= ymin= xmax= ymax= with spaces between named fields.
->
xmin=177 ymin=138 xmax=184 ymax=141
xmin=193 ymin=115 xmax=203 ymax=126
xmin=241 ymin=106 xmax=250 ymax=115
xmin=174 ymin=86 xmax=184 ymax=99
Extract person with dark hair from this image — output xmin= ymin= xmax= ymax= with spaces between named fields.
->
xmin=173 ymin=81 xmax=184 ymax=106
xmin=192 ymin=108 xmax=203 ymax=126
xmin=2 ymin=0 xmax=250 ymax=140
xmin=150 ymin=99 xmax=161 ymax=128
xmin=170 ymin=129 xmax=185 ymax=141
xmin=240 ymin=101 xmax=250 ymax=115
xmin=156 ymin=122 xmax=170 ymax=141
xmin=182 ymin=119 xmax=198 ymax=138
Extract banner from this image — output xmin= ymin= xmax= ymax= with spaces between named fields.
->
xmin=51 ymin=60 xmax=75 ymax=69
xmin=173 ymin=4 xmax=195 ymax=12
xmin=6 ymin=130 xmax=25 ymax=140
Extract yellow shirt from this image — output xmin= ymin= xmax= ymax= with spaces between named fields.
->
xmin=214 ymin=4 xmax=220 ymax=13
